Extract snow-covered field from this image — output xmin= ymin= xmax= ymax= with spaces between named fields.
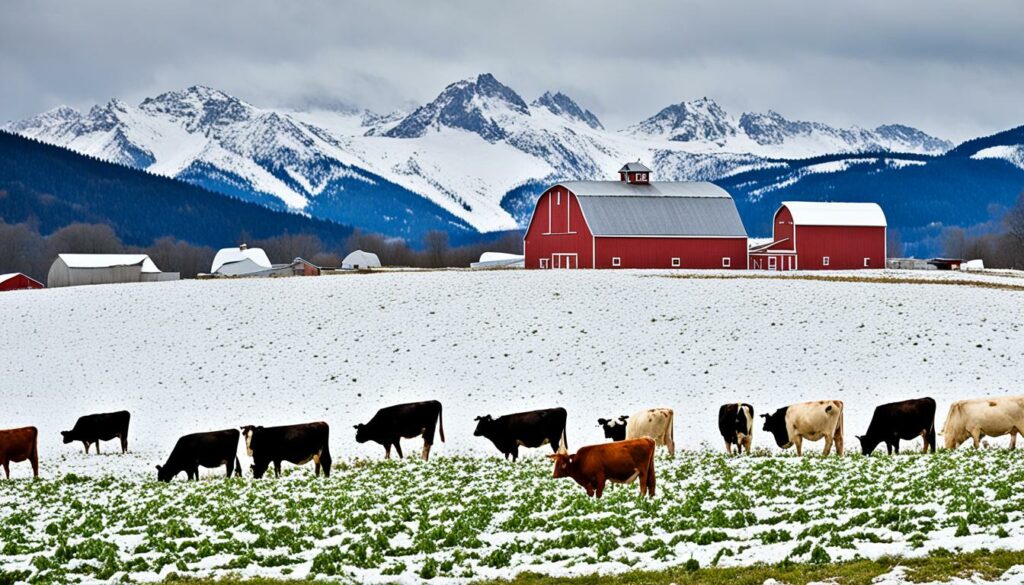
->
xmin=1 ymin=269 xmax=1024 ymax=582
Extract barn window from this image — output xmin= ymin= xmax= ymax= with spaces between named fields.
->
xmin=612 ymin=257 xmax=621 ymax=267
xmin=556 ymin=191 xmax=561 ymax=205
xmin=539 ymin=258 xmax=549 ymax=269
xmin=671 ymin=258 xmax=681 ymax=267
xmin=722 ymin=257 xmax=731 ymax=268
xmin=864 ymin=257 xmax=870 ymax=267
xmin=823 ymin=256 xmax=830 ymax=266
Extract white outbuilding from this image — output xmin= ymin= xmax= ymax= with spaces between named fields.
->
xmin=211 ymin=245 xmax=273 ymax=276
xmin=470 ymin=252 xmax=525 ymax=269
xmin=47 ymin=254 xmax=179 ymax=288
xmin=341 ymin=250 xmax=381 ymax=270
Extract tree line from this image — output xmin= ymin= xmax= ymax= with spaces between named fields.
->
xmin=0 ymin=219 xmax=524 ymax=283
xmin=939 ymin=192 xmax=1024 ymax=269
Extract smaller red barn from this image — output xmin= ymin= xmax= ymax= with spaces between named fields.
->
xmin=749 ymin=202 xmax=887 ymax=271
xmin=0 ymin=273 xmax=45 ymax=292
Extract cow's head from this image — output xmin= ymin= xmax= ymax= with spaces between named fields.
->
xmin=353 ymin=423 xmax=370 ymax=443
xmin=240 ymin=425 xmax=259 ymax=456
xmin=155 ymin=464 xmax=173 ymax=483
xmin=473 ymin=415 xmax=493 ymax=437
xmin=761 ymin=408 xmax=791 ymax=448
xmin=597 ymin=415 xmax=628 ymax=440
xmin=548 ymin=452 xmax=574 ymax=478
xmin=60 ymin=430 xmax=73 ymax=444
xmin=854 ymin=434 xmax=877 ymax=455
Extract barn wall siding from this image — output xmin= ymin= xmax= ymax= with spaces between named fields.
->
xmin=794 ymin=225 xmax=887 ymax=270
xmin=595 ymin=237 xmax=747 ymax=269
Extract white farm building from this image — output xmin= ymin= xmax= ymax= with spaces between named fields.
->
xmin=211 ymin=245 xmax=273 ymax=276
xmin=47 ymin=254 xmax=179 ymax=288
xmin=342 ymin=250 xmax=381 ymax=270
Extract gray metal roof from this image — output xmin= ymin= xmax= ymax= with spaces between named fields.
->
xmin=618 ymin=162 xmax=652 ymax=173
xmin=556 ymin=181 xmax=747 ymax=237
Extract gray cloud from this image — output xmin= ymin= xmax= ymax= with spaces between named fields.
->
xmin=2 ymin=0 xmax=1022 ymax=141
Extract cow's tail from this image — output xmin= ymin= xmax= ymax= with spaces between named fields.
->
xmin=646 ymin=442 xmax=657 ymax=497
xmin=560 ymin=423 xmax=569 ymax=453
xmin=438 ymin=402 xmax=446 ymax=443
xmin=926 ymin=419 xmax=937 ymax=453
xmin=234 ymin=456 xmax=242 ymax=477
xmin=835 ymin=401 xmax=845 ymax=439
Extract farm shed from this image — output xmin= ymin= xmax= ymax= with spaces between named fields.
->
xmin=0 ymin=273 xmax=45 ymax=292
xmin=524 ymin=162 xmax=748 ymax=269
xmin=211 ymin=245 xmax=273 ymax=276
xmin=342 ymin=250 xmax=381 ymax=270
xmin=471 ymin=252 xmax=525 ymax=269
xmin=748 ymin=202 xmax=887 ymax=271
xmin=47 ymin=254 xmax=179 ymax=288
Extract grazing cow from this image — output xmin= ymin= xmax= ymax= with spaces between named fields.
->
xmin=761 ymin=400 xmax=845 ymax=456
xmin=355 ymin=400 xmax=444 ymax=460
xmin=549 ymin=438 xmax=656 ymax=498
xmin=241 ymin=422 xmax=332 ymax=478
xmin=61 ymin=410 xmax=130 ymax=454
xmin=0 ymin=427 xmax=39 ymax=479
xmin=625 ymin=408 xmax=675 ymax=456
xmin=156 ymin=429 xmax=242 ymax=482
xmin=597 ymin=415 xmax=628 ymax=441
xmin=474 ymin=407 xmax=567 ymax=461
xmin=719 ymin=403 xmax=754 ymax=454
xmin=857 ymin=397 xmax=936 ymax=455
xmin=942 ymin=395 xmax=1024 ymax=450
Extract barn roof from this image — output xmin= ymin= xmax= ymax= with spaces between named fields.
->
xmin=57 ymin=254 xmax=162 ymax=273
xmin=782 ymin=201 xmax=887 ymax=227
xmin=0 ymin=273 xmax=18 ymax=285
xmin=211 ymin=247 xmax=272 ymax=274
xmin=557 ymin=181 xmax=747 ymax=237
xmin=618 ymin=162 xmax=652 ymax=173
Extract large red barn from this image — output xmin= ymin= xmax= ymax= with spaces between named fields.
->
xmin=0 ymin=273 xmax=45 ymax=292
xmin=748 ymin=202 xmax=887 ymax=270
xmin=524 ymin=163 xmax=748 ymax=269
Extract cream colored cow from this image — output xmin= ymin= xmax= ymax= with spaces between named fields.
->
xmin=943 ymin=396 xmax=1024 ymax=449
xmin=625 ymin=408 xmax=675 ymax=457
xmin=762 ymin=400 xmax=845 ymax=456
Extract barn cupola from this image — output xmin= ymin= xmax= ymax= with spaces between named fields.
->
xmin=619 ymin=161 xmax=652 ymax=185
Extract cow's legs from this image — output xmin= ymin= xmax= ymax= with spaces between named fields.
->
xmin=1010 ymin=430 xmax=1018 ymax=450
xmin=637 ymin=467 xmax=648 ymax=497
xmin=971 ymin=430 xmax=982 ymax=449
xmin=96 ymin=441 xmax=100 ymax=455
xmin=421 ymin=440 xmax=432 ymax=461
xmin=30 ymin=455 xmax=39 ymax=478
xmin=666 ymin=434 xmax=675 ymax=458
xmin=511 ymin=446 xmax=519 ymax=462
xmin=225 ymin=460 xmax=233 ymax=477
xmin=725 ymin=441 xmax=733 ymax=455
xmin=744 ymin=435 xmax=752 ymax=454
xmin=394 ymin=442 xmax=404 ymax=460
xmin=892 ymin=440 xmax=900 ymax=455
xmin=120 ymin=434 xmax=128 ymax=453
xmin=823 ymin=435 xmax=834 ymax=456
xmin=314 ymin=454 xmax=322 ymax=476
xmin=83 ymin=442 xmax=89 ymax=454
xmin=274 ymin=461 xmax=282 ymax=477
xmin=835 ymin=431 xmax=844 ymax=456
xmin=594 ymin=475 xmax=606 ymax=499
xmin=2 ymin=462 xmax=9 ymax=479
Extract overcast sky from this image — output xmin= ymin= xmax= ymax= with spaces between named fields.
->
xmin=2 ymin=0 xmax=1022 ymax=141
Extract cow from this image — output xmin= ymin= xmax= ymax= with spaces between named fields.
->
xmin=241 ymin=421 xmax=332 ymax=478
xmin=761 ymin=400 xmax=845 ymax=456
xmin=0 ymin=427 xmax=39 ymax=479
xmin=474 ymin=407 xmax=567 ymax=461
xmin=549 ymin=438 xmax=656 ymax=498
xmin=156 ymin=429 xmax=242 ymax=482
xmin=354 ymin=400 xmax=444 ymax=460
xmin=625 ymin=408 xmax=675 ymax=456
xmin=856 ymin=397 xmax=936 ymax=455
xmin=942 ymin=395 xmax=1024 ymax=450
xmin=61 ymin=410 xmax=130 ymax=454
xmin=719 ymin=403 xmax=754 ymax=454
xmin=597 ymin=415 xmax=628 ymax=441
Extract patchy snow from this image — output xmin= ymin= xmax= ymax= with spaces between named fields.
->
xmin=971 ymin=145 xmax=1024 ymax=171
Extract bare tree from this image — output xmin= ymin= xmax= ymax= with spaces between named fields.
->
xmin=254 ymin=233 xmax=326 ymax=264
xmin=886 ymin=228 xmax=905 ymax=258
xmin=1004 ymin=192 xmax=1024 ymax=268
xmin=145 ymin=237 xmax=216 ymax=278
xmin=0 ymin=220 xmax=48 ymax=280
xmin=941 ymin=227 xmax=966 ymax=259
xmin=422 ymin=231 xmax=449 ymax=267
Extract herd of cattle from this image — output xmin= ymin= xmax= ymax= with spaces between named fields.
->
xmin=1 ymin=395 xmax=1023 ymax=498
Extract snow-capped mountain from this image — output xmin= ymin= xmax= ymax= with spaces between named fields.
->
xmin=5 ymin=74 xmax=957 ymax=240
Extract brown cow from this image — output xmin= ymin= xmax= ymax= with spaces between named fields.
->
xmin=0 ymin=426 xmax=39 ymax=479
xmin=549 ymin=438 xmax=656 ymax=498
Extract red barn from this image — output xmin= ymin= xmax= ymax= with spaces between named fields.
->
xmin=524 ymin=163 xmax=748 ymax=269
xmin=0 ymin=273 xmax=45 ymax=292
xmin=748 ymin=202 xmax=887 ymax=271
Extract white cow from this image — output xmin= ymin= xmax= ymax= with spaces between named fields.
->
xmin=762 ymin=400 xmax=845 ymax=456
xmin=943 ymin=396 xmax=1024 ymax=449
xmin=625 ymin=408 xmax=675 ymax=457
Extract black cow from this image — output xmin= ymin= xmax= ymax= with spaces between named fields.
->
xmin=355 ymin=400 xmax=445 ymax=460
xmin=61 ymin=411 xmax=130 ymax=454
xmin=241 ymin=422 xmax=332 ymax=478
xmin=474 ymin=407 xmax=568 ymax=461
xmin=856 ymin=397 xmax=937 ymax=455
xmin=718 ymin=403 xmax=754 ymax=454
xmin=156 ymin=429 xmax=242 ymax=482
xmin=597 ymin=415 xmax=628 ymax=441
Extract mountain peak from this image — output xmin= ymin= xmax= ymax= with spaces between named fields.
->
xmin=532 ymin=91 xmax=603 ymax=129
xmin=385 ymin=73 xmax=529 ymax=141
xmin=627 ymin=98 xmax=735 ymax=142
xmin=139 ymin=86 xmax=254 ymax=131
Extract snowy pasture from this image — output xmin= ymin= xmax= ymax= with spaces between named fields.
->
xmin=1 ymin=269 xmax=1024 ymax=582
